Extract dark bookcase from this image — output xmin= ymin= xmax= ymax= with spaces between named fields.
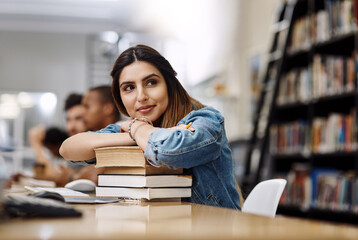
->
xmin=243 ymin=0 xmax=296 ymax=195
xmin=245 ymin=0 xmax=358 ymax=224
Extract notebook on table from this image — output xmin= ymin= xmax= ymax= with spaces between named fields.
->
xmin=24 ymin=186 xmax=121 ymax=204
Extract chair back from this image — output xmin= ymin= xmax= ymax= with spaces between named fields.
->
xmin=242 ymin=179 xmax=287 ymax=218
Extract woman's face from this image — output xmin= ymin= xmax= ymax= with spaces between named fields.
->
xmin=119 ymin=61 xmax=169 ymax=123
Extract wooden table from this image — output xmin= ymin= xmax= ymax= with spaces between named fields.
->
xmin=1 ymin=198 xmax=358 ymax=240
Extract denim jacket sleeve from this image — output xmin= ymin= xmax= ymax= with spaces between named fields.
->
xmin=95 ymin=124 xmax=122 ymax=133
xmin=144 ymin=107 xmax=225 ymax=169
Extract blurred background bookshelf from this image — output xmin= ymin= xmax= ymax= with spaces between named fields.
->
xmin=242 ymin=0 xmax=358 ymax=224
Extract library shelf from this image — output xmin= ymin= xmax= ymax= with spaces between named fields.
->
xmin=245 ymin=0 xmax=358 ymax=224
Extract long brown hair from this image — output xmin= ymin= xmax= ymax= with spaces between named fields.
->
xmin=111 ymin=45 xmax=203 ymax=127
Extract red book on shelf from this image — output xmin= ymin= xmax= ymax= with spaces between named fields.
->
xmin=354 ymin=0 xmax=358 ymax=26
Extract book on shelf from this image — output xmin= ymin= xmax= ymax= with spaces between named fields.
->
xmin=270 ymin=108 xmax=357 ymax=155
xmin=96 ymin=186 xmax=192 ymax=200
xmin=269 ymin=120 xmax=310 ymax=155
xmin=279 ymin=166 xmax=358 ymax=212
xmin=95 ymin=146 xmax=146 ymax=167
xmin=98 ymin=174 xmax=192 ymax=188
xmin=103 ymin=165 xmax=183 ymax=175
xmin=289 ymin=0 xmax=355 ymax=52
xmin=310 ymin=168 xmax=340 ymax=209
xmin=285 ymin=163 xmax=311 ymax=209
xmin=312 ymin=110 xmax=357 ymax=153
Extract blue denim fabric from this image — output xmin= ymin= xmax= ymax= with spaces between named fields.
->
xmin=96 ymin=107 xmax=241 ymax=210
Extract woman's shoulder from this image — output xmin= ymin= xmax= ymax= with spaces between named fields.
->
xmin=184 ymin=106 xmax=224 ymax=123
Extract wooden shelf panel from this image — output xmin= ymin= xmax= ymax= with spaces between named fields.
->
xmin=277 ymin=205 xmax=358 ymax=225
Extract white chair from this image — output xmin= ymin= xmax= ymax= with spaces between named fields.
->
xmin=242 ymin=179 xmax=287 ymax=218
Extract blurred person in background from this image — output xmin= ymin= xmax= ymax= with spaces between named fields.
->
xmin=82 ymin=85 xmax=121 ymax=131
xmin=64 ymin=93 xmax=87 ymax=136
xmin=21 ymin=92 xmax=104 ymax=186
xmin=18 ymin=88 xmax=121 ymax=187
xmin=28 ymin=126 xmax=69 ymax=179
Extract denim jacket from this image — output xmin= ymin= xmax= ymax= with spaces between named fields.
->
xmin=97 ymin=106 xmax=241 ymax=210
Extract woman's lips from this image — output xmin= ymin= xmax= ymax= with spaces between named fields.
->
xmin=137 ymin=105 xmax=154 ymax=114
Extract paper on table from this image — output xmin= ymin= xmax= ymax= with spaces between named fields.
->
xmin=19 ymin=177 xmax=56 ymax=187
xmin=64 ymin=197 xmax=121 ymax=204
xmin=24 ymin=186 xmax=89 ymax=197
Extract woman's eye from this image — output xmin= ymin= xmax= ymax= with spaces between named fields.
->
xmin=147 ymin=80 xmax=157 ymax=86
xmin=123 ymin=85 xmax=134 ymax=91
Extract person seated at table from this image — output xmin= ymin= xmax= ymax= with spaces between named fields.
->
xmin=60 ymin=44 xmax=243 ymax=209
xmin=28 ymin=126 xmax=68 ymax=178
xmin=64 ymin=93 xmax=87 ymax=136
xmin=63 ymin=92 xmax=104 ymax=184
xmin=23 ymin=91 xmax=105 ymax=186
xmin=82 ymin=85 xmax=122 ymax=131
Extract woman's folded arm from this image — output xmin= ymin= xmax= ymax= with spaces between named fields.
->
xmin=60 ymin=132 xmax=135 ymax=161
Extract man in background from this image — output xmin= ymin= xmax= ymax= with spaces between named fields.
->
xmin=64 ymin=93 xmax=87 ymax=136
xmin=82 ymin=85 xmax=121 ymax=131
xmin=62 ymin=92 xmax=103 ymax=185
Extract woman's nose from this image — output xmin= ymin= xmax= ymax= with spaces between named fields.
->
xmin=137 ymin=88 xmax=148 ymax=102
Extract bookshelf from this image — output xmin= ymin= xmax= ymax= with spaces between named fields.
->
xmin=243 ymin=0 xmax=296 ymax=196
xmin=246 ymin=0 xmax=358 ymax=223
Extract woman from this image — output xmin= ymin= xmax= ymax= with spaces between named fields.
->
xmin=60 ymin=44 xmax=242 ymax=209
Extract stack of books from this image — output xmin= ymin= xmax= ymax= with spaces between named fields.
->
xmin=94 ymin=146 xmax=192 ymax=200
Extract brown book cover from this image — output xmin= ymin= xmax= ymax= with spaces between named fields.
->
xmin=103 ymin=165 xmax=183 ymax=175
xmin=95 ymin=146 xmax=146 ymax=167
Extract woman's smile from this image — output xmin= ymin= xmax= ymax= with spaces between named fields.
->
xmin=137 ymin=105 xmax=155 ymax=114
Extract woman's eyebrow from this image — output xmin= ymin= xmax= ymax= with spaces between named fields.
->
xmin=119 ymin=73 xmax=159 ymax=87
xmin=119 ymin=73 xmax=160 ymax=88
xmin=142 ymin=73 xmax=160 ymax=81
xmin=119 ymin=81 xmax=133 ymax=88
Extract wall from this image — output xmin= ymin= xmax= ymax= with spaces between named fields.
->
xmin=228 ymin=0 xmax=282 ymax=140
xmin=0 ymin=31 xmax=88 ymax=127
xmin=199 ymin=0 xmax=282 ymax=141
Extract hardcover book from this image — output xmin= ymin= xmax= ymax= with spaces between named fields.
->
xmin=103 ymin=165 xmax=183 ymax=175
xmin=96 ymin=186 xmax=192 ymax=200
xmin=98 ymin=175 xmax=192 ymax=188
xmin=95 ymin=146 xmax=146 ymax=167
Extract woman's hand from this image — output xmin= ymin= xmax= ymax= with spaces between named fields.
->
xmin=169 ymin=123 xmax=195 ymax=132
xmin=119 ymin=119 xmax=132 ymax=133
xmin=119 ymin=120 xmax=194 ymax=152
